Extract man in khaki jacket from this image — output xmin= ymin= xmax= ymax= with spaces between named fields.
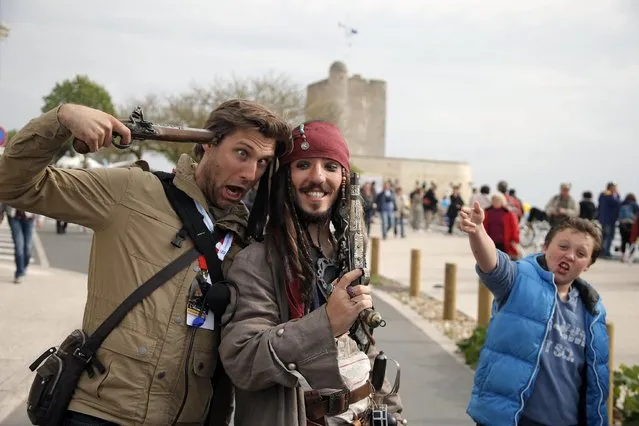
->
xmin=0 ymin=100 xmax=291 ymax=425
xmin=219 ymin=121 xmax=405 ymax=425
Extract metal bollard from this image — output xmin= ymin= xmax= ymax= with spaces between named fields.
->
xmin=607 ymin=322 xmax=615 ymax=423
xmin=477 ymin=279 xmax=493 ymax=327
xmin=410 ymin=249 xmax=420 ymax=297
xmin=370 ymin=237 xmax=380 ymax=277
xmin=443 ymin=263 xmax=457 ymax=320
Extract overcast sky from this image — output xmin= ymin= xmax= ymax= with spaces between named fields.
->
xmin=0 ymin=0 xmax=637 ymax=206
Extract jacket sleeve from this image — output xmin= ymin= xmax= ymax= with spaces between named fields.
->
xmin=219 ymin=245 xmax=345 ymax=392
xmin=0 ymin=107 xmax=133 ymax=231
xmin=366 ymin=343 xmax=405 ymax=423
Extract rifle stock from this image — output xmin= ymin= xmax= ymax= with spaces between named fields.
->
xmin=72 ymin=106 xmax=215 ymax=154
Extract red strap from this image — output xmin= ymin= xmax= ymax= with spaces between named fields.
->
xmin=198 ymin=255 xmax=208 ymax=271
xmin=286 ymin=279 xmax=305 ymax=319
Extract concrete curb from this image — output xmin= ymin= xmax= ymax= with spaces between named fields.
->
xmin=32 ymin=228 xmax=50 ymax=269
xmin=372 ymin=287 xmax=473 ymax=373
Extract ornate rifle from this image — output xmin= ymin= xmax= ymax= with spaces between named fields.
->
xmin=338 ymin=172 xmax=386 ymax=352
xmin=72 ymin=106 xmax=214 ymax=154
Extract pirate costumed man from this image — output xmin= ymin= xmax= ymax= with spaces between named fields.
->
xmin=219 ymin=121 xmax=405 ymax=425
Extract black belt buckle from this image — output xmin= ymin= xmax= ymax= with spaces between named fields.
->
xmin=326 ymin=388 xmax=350 ymax=416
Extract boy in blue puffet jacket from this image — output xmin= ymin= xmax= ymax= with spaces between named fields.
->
xmin=459 ymin=202 xmax=609 ymax=426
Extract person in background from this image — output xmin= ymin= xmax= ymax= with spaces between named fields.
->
xmin=423 ymin=183 xmax=438 ymax=230
xmin=597 ymin=182 xmax=621 ymax=258
xmin=376 ymin=181 xmax=397 ymax=239
xmin=0 ymin=204 xmax=39 ymax=284
xmin=394 ymin=186 xmax=409 ymax=238
xmin=360 ymin=182 xmax=375 ymax=236
xmin=508 ymin=188 xmax=524 ymax=222
xmin=496 ymin=180 xmax=523 ymax=219
xmin=446 ymin=185 xmax=464 ymax=234
xmin=483 ymin=193 xmax=520 ymax=260
xmin=545 ymin=183 xmax=579 ymax=227
xmin=579 ymin=191 xmax=597 ymax=221
xmin=471 ymin=185 xmax=491 ymax=210
xmin=409 ymin=185 xmax=424 ymax=231
xmin=618 ymin=193 xmax=638 ymax=259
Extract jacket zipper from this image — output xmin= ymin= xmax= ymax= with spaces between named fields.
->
xmin=588 ymin=310 xmax=605 ymax=426
xmin=513 ymin=281 xmax=557 ymax=425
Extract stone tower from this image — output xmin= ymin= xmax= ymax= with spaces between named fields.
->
xmin=305 ymin=61 xmax=386 ymax=157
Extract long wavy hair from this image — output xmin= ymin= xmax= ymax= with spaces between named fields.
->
xmin=263 ymin=164 xmax=350 ymax=306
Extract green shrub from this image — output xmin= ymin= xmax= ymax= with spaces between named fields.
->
xmin=456 ymin=326 xmax=486 ymax=369
xmin=614 ymin=364 xmax=639 ymax=424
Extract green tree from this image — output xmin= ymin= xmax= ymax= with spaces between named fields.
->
xmin=119 ymin=72 xmax=305 ymax=165
xmin=41 ymin=75 xmax=116 ymax=162
xmin=42 ymin=75 xmax=115 ymax=115
xmin=6 ymin=129 xmax=17 ymax=142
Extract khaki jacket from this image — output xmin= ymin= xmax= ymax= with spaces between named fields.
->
xmin=219 ymin=242 xmax=404 ymax=425
xmin=0 ymin=108 xmax=249 ymax=425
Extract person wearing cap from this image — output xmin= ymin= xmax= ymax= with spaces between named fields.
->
xmin=0 ymin=101 xmax=291 ymax=425
xmin=545 ymin=183 xmax=580 ymax=227
xmin=219 ymin=121 xmax=405 ymax=425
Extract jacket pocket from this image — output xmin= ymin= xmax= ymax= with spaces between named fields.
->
xmin=92 ymin=328 xmax=158 ymax=421
xmin=177 ymin=349 xmax=217 ymax=424
xmin=192 ymin=349 xmax=217 ymax=379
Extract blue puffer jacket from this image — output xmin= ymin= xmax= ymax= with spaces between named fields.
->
xmin=467 ymin=255 xmax=609 ymax=426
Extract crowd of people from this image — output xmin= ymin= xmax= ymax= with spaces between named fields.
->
xmin=0 ymin=98 xmax=630 ymax=425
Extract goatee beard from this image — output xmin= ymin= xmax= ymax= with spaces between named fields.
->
xmin=294 ymin=203 xmax=332 ymax=225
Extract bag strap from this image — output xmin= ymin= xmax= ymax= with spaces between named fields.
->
xmin=153 ymin=172 xmax=224 ymax=284
xmin=153 ymin=172 xmax=230 ymax=326
xmin=80 ymin=247 xmax=200 ymax=358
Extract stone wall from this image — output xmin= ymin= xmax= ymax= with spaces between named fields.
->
xmin=352 ymin=154 xmax=473 ymax=202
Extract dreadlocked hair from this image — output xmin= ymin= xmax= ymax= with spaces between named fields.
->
xmin=264 ymin=165 xmax=351 ymax=307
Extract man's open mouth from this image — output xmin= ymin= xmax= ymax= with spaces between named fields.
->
xmin=224 ymin=185 xmax=245 ymax=200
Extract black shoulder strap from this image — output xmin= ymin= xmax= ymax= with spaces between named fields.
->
xmin=153 ymin=172 xmax=231 ymax=325
xmin=82 ymin=247 xmax=199 ymax=356
xmin=152 ymin=172 xmax=225 ymax=284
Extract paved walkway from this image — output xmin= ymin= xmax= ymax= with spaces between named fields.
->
xmin=0 ymin=263 xmax=87 ymax=425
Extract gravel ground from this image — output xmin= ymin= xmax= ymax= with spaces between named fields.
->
xmin=373 ymin=275 xmax=478 ymax=344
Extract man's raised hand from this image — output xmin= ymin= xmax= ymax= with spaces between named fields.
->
xmin=58 ymin=104 xmax=131 ymax=153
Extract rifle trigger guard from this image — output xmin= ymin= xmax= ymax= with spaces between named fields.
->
xmin=361 ymin=267 xmax=370 ymax=285
xmin=111 ymin=106 xmax=157 ymax=149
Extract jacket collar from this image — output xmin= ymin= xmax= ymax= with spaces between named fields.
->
xmin=172 ymin=154 xmax=248 ymax=240
xmin=523 ymin=254 xmax=600 ymax=316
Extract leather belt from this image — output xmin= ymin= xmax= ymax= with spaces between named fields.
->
xmin=304 ymin=381 xmax=372 ymax=421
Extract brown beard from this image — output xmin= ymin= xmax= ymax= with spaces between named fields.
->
xmin=294 ymin=202 xmax=333 ymax=225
